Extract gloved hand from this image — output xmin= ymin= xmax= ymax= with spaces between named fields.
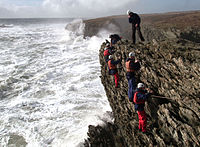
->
xmin=146 ymin=93 xmax=151 ymax=99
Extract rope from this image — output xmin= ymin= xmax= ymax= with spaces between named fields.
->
xmin=151 ymin=95 xmax=171 ymax=100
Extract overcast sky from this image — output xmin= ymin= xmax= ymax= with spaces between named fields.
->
xmin=0 ymin=0 xmax=200 ymax=18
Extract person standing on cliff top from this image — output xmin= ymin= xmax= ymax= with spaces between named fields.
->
xmin=108 ymin=55 xmax=121 ymax=88
xmin=127 ymin=10 xmax=145 ymax=44
xmin=134 ymin=83 xmax=151 ymax=133
xmin=126 ymin=52 xmax=140 ymax=101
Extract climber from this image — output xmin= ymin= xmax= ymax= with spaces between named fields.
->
xmin=134 ymin=83 xmax=151 ymax=133
xmin=126 ymin=52 xmax=140 ymax=101
xmin=108 ymin=55 xmax=121 ymax=88
xmin=127 ymin=10 xmax=145 ymax=44
xmin=109 ymin=34 xmax=121 ymax=46
xmin=104 ymin=43 xmax=115 ymax=62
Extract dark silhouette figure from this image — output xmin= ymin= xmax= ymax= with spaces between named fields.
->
xmin=127 ymin=10 xmax=145 ymax=44
xmin=109 ymin=34 xmax=121 ymax=46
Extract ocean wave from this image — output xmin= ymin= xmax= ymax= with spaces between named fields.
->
xmin=0 ymin=24 xmax=14 ymax=28
xmin=0 ymin=19 xmax=112 ymax=147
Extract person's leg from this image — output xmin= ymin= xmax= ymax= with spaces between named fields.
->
xmin=137 ymin=26 xmax=145 ymax=41
xmin=128 ymin=77 xmax=136 ymax=101
xmin=114 ymin=72 xmax=119 ymax=87
xmin=140 ymin=111 xmax=147 ymax=132
xmin=132 ymin=25 xmax=136 ymax=44
xmin=132 ymin=76 xmax=137 ymax=91
xmin=128 ymin=78 xmax=132 ymax=100
xmin=137 ymin=111 xmax=142 ymax=131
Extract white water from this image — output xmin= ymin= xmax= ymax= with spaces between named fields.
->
xmin=0 ymin=19 xmax=112 ymax=147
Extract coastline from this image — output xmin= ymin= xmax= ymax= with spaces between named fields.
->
xmin=83 ymin=10 xmax=200 ymax=146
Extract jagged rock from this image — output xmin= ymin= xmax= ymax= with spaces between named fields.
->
xmin=84 ymin=11 xmax=200 ymax=147
xmin=84 ymin=123 xmax=126 ymax=147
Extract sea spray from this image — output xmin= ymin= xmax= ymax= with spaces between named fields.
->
xmin=0 ymin=18 xmax=112 ymax=147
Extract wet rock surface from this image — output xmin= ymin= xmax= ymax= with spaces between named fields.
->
xmin=84 ymin=11 xmax=200 ymax=147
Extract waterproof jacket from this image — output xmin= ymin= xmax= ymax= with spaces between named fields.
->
xmin=104 ymin=47 xmax=115 ymax=62
xmin=134 ymin=88 xmax=150 ymax=111
xmin=108 ymin=59 xmax=121 ymax=75
xmin=104 ymin=49 xmax=111 ymax=62
xmin=126 ymin=58 xmax=140 ymax=78
xmin=129 ymin=12 xmax=141 ymax=25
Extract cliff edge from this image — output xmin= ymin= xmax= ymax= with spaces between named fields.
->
xmin=84 ymin=11 xmax=200 ymax=43
xmin=84 ymin=11 xmax=200 ymax=147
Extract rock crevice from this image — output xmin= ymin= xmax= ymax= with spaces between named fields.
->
xmin=84 ymin=11 xmax=200 ymax=147
xmin=85 ymin=38 xmax=200 ymax=146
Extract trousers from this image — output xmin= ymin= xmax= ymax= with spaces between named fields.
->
xmin=127 ymin=76 xmax=136 ymax=101
xmin=137 ymin=111 xmax=147 ymax=132
xmin=132 ymin=25 xmax=145 ymax=44
xmin=114 ymin=72 xmax=119 ymax=88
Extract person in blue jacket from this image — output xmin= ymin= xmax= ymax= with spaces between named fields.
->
xmin=126 ymin=52 xmax=140 ymax=101
xmin=127 ymin=10 xmax=145 ymax=44
xmin=107 ymin=55 xmax=121 ymax=88
xmin=133 ymin=83 xmax=151 ymax=133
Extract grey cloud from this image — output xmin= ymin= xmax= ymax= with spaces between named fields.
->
xmin=42 ymin=0 xmax=137 ymax=17
xmin=5 ymin=0 xmax=200 ymax=18
xmin=0 ymin=7 xmax=16 ymax=18
xmin=0 ymin=0 xmax=138 ymax=18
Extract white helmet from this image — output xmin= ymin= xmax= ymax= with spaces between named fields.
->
xmin=106 ymin=43 xmax=110 ymax=47
xmin=137 ymin=83 xmax=145 ymax=89
xmin=109 ymin=55 xmax=113 ymax=59
xmin=127 ymin=10 xmax=131 ymax=15
xmin=129 ymin=52 xmax=135 ymax=57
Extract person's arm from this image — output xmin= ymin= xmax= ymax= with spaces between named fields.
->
xmin=134 ymin=61 xmax=141 ymax=70
xmin=108 ymin=48 xmax=115 ymax=54
xmin=135 ymin=14 xmax=141 ymax=26
xmin=129 ymin=17 xmax=133 ymax=23
xmin=110 ymin=38 xmax=113 ymax=46
xmin=111 ymin=59 xmax=121 ymax=65
xmin=129 ymin=60 xmax=141 ymax=70
xmin=137 ymin=93 xmax=149 ymax=101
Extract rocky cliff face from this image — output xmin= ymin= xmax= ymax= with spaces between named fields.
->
xmin=84 ymin=11 xmax=200 ymax=147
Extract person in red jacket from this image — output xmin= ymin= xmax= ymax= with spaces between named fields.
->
xmin=108 ymin=55 xmax=121 ymax=88
xmin=104 ymin=43 xmax=115 ymax=62
xmin=134 ymin=83 xmax=151 ymax=133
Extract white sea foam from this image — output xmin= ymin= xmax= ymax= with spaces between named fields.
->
xmin=0 ymin=19 xmax=112 ymax=147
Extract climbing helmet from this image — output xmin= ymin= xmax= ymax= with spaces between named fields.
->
xmin=137 ymin=83 xmax=145 ymax=89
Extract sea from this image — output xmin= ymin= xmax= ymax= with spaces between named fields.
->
xmin=0 ymin=18 xmax=112 ymax=147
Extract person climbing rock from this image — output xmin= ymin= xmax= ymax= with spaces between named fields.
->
xmin=127 ymin=10 xmax=145 ymax=44
xmin=108 ymin=55 xmax=121 ymax=88
xmin=134 ymin=83 xmax=151 ymax=133
xmin=104 ymin=43 xmax=115 ymax=62
xmin=109 ymin=34 xmax=121 ymax=46
xmin=126 ymin=52 xmax=140 ymax=101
